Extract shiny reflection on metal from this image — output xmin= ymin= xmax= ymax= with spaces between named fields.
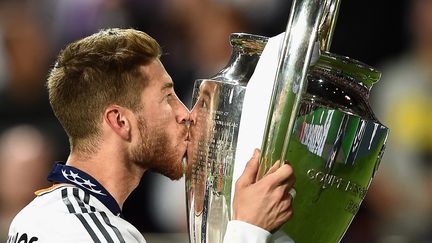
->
xmin=287 ymin=98 xmax=388 ymax=242
xmin=186 ymin=0 xmax=390 ymax=242
xmin=318 ymin=0 xmax=342 ymax=51
xmin=212 ymin=33 xmax=267 ymax=85
xmin=282 ymin=51 xmax=389 ymax=241
xmin=186 ymin=33 xmax=267 ymax=243
xmin=306 ymin=52 xmax=382 ymax=120
xmin=258 ymin=0 xmax=330 ymax=178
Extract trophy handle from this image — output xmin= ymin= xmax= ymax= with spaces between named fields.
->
xmin=319 ymin=0 xmax=342 ymax=51
xmin=258 ymin=0 xmax=342 ymax=178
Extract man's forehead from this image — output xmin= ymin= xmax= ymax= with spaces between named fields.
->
xmin=157 ymin=74 xmax=174 ymax=91
xmin=139 ymin=60 xmax=173 ymax=89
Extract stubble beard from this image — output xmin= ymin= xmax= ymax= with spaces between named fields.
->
xmin=131 ymin=116 xmax=184 ymax=180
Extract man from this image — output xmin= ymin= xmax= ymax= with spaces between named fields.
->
xmin=7 ymin=28 xmax=295 ymax=243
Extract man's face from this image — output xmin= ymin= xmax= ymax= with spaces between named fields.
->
xmin=131 ymin=59 xmax=190 ymax=180
xmin=187 ymin=81 xmax=219 ymax=214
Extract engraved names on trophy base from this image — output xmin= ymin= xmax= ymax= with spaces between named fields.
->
xmin=188 ymin=79 xmax=245 ymax=243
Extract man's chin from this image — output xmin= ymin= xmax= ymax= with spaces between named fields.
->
xmin=171 ymin=156 xmax=186 ymax=181
xmin=155 ymin=160 xmax=185 ymax=181
xmin=169 ymin=173 xmax=184 ymax=181
xmin=150 ymin=167 xmax=184 ymax=181
xmin=165 ymin=169 xmax=184 ymax=181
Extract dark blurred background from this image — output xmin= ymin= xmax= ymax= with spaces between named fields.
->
xmin=2 ymin=0 xmax=431 ymax=242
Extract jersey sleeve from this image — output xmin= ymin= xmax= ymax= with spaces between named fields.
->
xmin=223 ymin=220 xmax=296 ymax=243
xmin=223 ymin=220 xmax=271 ymax=243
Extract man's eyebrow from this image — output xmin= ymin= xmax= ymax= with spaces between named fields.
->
xmin=161 ymin=82 xmax=174 ymax=91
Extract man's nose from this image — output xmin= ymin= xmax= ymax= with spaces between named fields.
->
xmin=176 ymin=100 xmax=191 ymax=126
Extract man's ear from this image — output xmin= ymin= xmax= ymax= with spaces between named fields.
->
xmin=104 ymin=105 xmax=132 ymax=141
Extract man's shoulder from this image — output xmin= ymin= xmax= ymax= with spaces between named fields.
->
xmin=11 ymin=185 xmax=71 ymax=222
xmin=8 ymin=185 xmax=89 ymax=242
xmin=8 ymin=185 xmax=147 ymax=243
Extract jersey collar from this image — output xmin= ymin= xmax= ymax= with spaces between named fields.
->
xmin=47 ymin=162 xmax=122 ymax=217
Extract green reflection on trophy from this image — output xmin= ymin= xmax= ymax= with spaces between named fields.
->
xmin=186 ymin=0 xmax=389 ymax=242
xmin=273 ymin=53 xmax=388 ymax=242
xmin=258 ymin=0 xmax=389 ymax=242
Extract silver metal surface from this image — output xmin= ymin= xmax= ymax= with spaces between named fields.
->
xmin=319 ymin=0 xmax=342 ymax=51
xmin=186 ymin=0 xmax=389 ymax=242
xmin=258 ymin=0 xmax=332 ymax=178
xmin=186 ymin=33 xmax=267 ymax=243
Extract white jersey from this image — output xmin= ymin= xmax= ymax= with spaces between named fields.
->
xmin=8 ymin=184 xmax=143 ymax=243
xmin=7 ymin=163 xmax=274 ymax=243
xmin=7 ymin=162 xmax=145 ymax=243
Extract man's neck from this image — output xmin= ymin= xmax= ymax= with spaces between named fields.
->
xmin=65 ymin=152 xmax=145 ymax=209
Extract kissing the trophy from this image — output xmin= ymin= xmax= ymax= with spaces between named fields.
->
xmin=186 ymin=0 xmax=389 ymax=242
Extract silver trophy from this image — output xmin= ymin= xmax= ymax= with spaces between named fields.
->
xmin=186 ymin=33 xmax=267 ymax=243
xmin=186 ymin=0 xmax=389 ymax=242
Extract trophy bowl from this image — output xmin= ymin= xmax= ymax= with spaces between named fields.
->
xmin=276 ymin=52 xmax=389 ymax=242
